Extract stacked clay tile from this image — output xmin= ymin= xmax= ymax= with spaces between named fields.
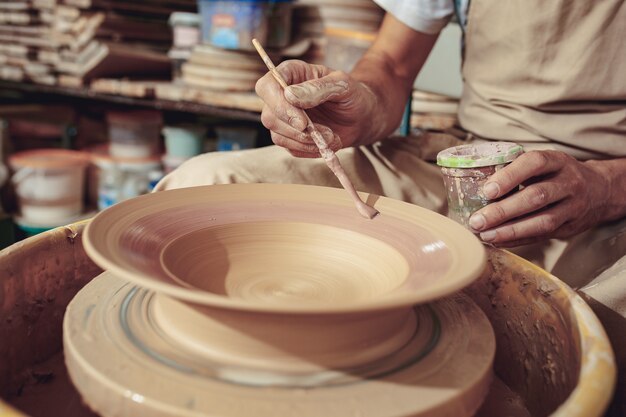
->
xmin=0 ymin=0 xmax=196 ymax=87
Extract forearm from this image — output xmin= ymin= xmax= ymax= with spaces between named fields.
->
xmin=586 ymin=158 xmax=626 ymax=222
xmin=350 ymin=13 xmax=439 ymax=145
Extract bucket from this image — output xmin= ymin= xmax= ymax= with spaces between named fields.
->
xmin=216 ymin=126 xmax=257 ymax=151
xmin=162 ymin=125 xmax=205 ymax=158
xmin=89 ymin=146 xmax=162 ymax=211
xmin=9 ymin=149 xmax=89 ymax=224
xmin=106 ymin=111 xmax=163 ymax=159
xmin=13 ymin=211 xmax=94 ymax=238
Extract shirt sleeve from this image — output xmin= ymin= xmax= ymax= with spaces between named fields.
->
xmin=373 ymin=0 xmax=455 ymax=34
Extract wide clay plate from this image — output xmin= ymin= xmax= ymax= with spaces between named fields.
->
xmin=84 ymin=184 xmax=485 ymax=313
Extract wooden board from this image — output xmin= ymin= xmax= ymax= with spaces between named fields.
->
xmin=0 ymin=65 xmax=24 ymax=81
xmin=91 ymin=78 xmax=159 ymax=98
xmin=0 ymin=12 xmax=38 ymax=25
xmin=412 ymin=90 xmax=459 ymax=102
xmin=0 ymin=43 xmax=30 ymax=58
xmin=410 ymin=114 xmax=458 ymax=131
xmin=0 ymin=3 xmax=31 ymax=12
xmin=55 ymin=42 xmax=108 ymax=75
xmin=190 ymin=44 xmax=269 ymax=71
xmin=182 ymin=63 xmax=263 ymax=82
xmin=181 ymin=73 xmax=257 ymax=92
xmin=0 ymin=23 xmax=48 ymax=37
xmin=411 ymin=100 xmax=459 ymax=115
xmin=156 ymin=83 xmax=263 ymax=113
xmin=57 ymin=73 xmax=84 ymax=88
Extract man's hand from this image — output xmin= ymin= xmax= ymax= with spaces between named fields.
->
xmin=468 ymin=150 xmax=614 ymax=247
xmin=254 ymin=14 xmax=441 ymax=158
xmin=255 ymin=60 xmax=380 ymax=158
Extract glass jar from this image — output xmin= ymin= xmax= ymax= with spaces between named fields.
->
xmin=437 ymin=142 xmax=523 ymax=229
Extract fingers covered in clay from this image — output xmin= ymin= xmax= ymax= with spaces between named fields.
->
xmin=256 ymin=60 xmax=334 ymax=132
xmin=470 ymin=150 xmax=613 ymax=246
xmin=256 ymin=58 xmax=373 ymax=152
xmin=273 ymin=60 xmax=352 ymax=110
xmin=261 ymin=106 xmax=308 ymax=141
xmin=256 ymin=70 xmax=307 ymax=133
xmin=272 ymin=123 xmax=342 ymax=158
xmin=315 ymin=124 xmax=343 ymax=152
xmin=284 ymin=71 xmax=352 ymax=109
xmin=274 ymin=59 xmax=331 ymax=86
xmin=481 ymin=151 xmax=565 ymax=200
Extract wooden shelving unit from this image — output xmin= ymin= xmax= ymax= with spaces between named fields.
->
xmin=0 ymin=80 xmax=262 ymax=122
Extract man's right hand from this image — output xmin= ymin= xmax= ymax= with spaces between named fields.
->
xmin=255 ymin=13 xmax=442 ymax=158
xmin=255 ymin=60 xmax=379 ymax=158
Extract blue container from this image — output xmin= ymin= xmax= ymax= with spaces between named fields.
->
xmin=162 ymin=125 xmax=206 ymax=158
xmin=198 ymin=0 xmax=294 ymax=50
xmin=216 ymin=126 xmax=257 ymax=151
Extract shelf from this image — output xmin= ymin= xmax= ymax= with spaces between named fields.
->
xmin=0 ymin=80 xmax=262 ymax=122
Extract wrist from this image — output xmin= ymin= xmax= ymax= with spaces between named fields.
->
xmin=351 ymin=81 xmax=389 ymax=146
xmin=350 ymin=52 xmax=408 ymax=146
xmin=585 ymin=159 xmax=626 ymax=222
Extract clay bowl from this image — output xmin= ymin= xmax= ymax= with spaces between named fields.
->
xmin=84 ymin=184 xmax=486 ymax=378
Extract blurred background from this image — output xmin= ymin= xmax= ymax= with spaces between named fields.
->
xmin=0 ymin=0 xmax=462 ymax=247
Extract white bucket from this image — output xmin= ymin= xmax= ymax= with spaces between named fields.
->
xmin=90 ymin=145 xmax=162 ymax=211
xmin=9 ymin=149 xmax=89 ymax=224
xmin=107 ymin=111 xmax=163 ymax=159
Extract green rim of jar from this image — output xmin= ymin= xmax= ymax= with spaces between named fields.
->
xmin=437 ymin=142 xmax=524 ymax=168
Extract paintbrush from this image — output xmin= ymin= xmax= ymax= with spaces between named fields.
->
xmin=252 ymin=39 xmax=379 ymax=220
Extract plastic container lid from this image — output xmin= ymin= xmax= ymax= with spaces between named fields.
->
xmin=9 ymin=149 xmax=90 ymax=170
xmin=168 ymin=12 xmax=201 ymax=27
xmin=437 ymin=142 xmax=523 ymax=168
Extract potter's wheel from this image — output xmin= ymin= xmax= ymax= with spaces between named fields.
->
xmin=64 ymin=184 xmax=494 ymax=417
xmin=65 ymin=272 xmax=495 ymax=417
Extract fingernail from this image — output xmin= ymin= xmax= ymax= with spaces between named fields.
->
xmin=480 ymin=230 xmax=497 ymax=242
xmin=483 ymin=182 xmax=500 ymax=199
xmin=469 ymin=213 xmax=486 ymax=231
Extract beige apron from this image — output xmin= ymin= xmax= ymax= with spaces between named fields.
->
xmin=460 ymin=2 xmax=626 ymax=414
xmin=459 ymin=0 xmax=626 ymax=160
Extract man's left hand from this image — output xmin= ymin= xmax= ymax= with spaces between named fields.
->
xmin=468 ymin=150 xmax=610 ymax=247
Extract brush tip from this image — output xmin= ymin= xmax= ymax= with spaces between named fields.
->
xmin=356 ymin=201 xmax=380 ymax=220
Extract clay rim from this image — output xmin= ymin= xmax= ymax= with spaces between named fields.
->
xmin=83 ymin=184 xmax=487 ymax=314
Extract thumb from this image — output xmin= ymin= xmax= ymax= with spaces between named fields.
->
xmin=284 ymin=71 xmax=351 ymax=109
